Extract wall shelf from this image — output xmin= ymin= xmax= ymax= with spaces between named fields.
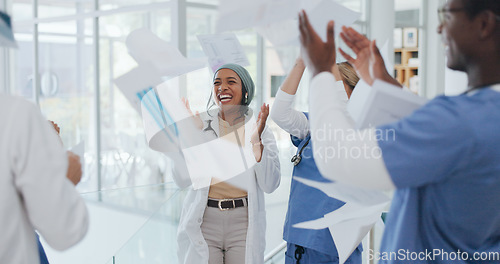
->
xmin=394 ymin=47 xmax=419 ymax=90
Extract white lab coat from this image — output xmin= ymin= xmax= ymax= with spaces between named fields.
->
xmin=0 ymin=95 xmax=89 ymax=264
xmin=171 ymin=109 xmax=281 ymax=264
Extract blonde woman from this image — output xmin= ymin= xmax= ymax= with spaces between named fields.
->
xmin=270 ymin=57 xmax=361 ymax=264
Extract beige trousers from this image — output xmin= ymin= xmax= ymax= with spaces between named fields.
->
xmin=201 ymin=204 xmax=249 ymax=264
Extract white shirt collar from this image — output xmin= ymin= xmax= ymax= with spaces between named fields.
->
xmin=491 ymin=84 xmax=500 ymax=92
xmin=466 ymin=83 xmax=500 ymax=95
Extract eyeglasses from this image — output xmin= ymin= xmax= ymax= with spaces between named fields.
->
xmin=437 ymin=7 xmax=466 ymax=24
xmin=438 ymin=6 xmax=500 ymax=24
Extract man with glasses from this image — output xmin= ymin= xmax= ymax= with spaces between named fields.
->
xmin=298 ymin=0 xmax=500 ymax=263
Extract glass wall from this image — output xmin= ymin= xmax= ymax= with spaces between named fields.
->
xmin=7 ymin=0 xmax=372 ymax=262
xmin=98 ymin=11 xmax=172 ymax=191
xmin=5 ymin=0 xmax=368 ymax=195
xmin=37 ymin=19 xmax=98 ymax=192
xmin=9 ymin=2 xmax=176 ymax=193
xmin=37 ymin=0 xmax=94 ymax=19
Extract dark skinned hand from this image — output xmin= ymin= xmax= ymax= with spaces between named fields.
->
xmin=298 ymin=10 xmax=336 ymax=78
xmin=339 ymin=26 xmax=402 ymax=87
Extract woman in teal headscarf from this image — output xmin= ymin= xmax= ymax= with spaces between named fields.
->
xmin=174 ymin=64 xmax=281 ymax=264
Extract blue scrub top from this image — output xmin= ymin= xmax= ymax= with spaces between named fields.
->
xmin=283 ymin=113 xmax=362 ymax=257
xmin=376 ymin=87 xmax=500 ymax=263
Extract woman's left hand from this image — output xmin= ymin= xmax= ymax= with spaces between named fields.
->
xmin=252 ymin=103 xmax=269 ymax=144
xmin=251 ymin=104 xmax=269 ymax=162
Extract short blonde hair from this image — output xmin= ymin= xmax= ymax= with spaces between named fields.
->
xmin=337 ymin=62 xmax=359 ymax=91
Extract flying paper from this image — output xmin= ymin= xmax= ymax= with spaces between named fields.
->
xmin=216 ymin=0 xmax=301 ymax=33
xmin=114 ymin=28 xmax=206 ymax=112
xmin=293 ymin=177 xmax=390 ymax=264
xmin=139 ymin=76 xmax=259 ymax=190
xmin=197 ymin=33 xmax=250 ymax=72
xmin=255 ymin=0 xmax=361 ymax=47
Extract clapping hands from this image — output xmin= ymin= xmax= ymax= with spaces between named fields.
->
xmin=298 ymin=10 xmax=402 ymax=87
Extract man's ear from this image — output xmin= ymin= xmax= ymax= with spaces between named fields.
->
xmin=478 ymin=10 xmax=498 ymax=40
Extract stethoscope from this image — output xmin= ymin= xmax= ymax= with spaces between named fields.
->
xmin=202 ymin=109 xmax=250 ymax=138
xmin=291 ymin=137 xmax=311 ymax=166
xmin=203 ymin=120 xmax=218 ymax=137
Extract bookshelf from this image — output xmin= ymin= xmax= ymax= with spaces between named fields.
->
xmin=394 ymin=47 xmax=419 ymax=90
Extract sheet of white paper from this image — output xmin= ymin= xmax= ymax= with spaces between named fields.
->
xmin=292 ymin=177 xmax=390 ymax=264
xmin=347 ymin=79 xmax=428 ymax=129
xmin=256 ymin=0 xmax=360 ymax=47
xmin=329 ymin=214 xmax=380 ymax=264
xmin=294 ymin=177 xmax=390 ymax=206
xmin=69 ymin=141 xmax=85 ymax=173
xmin=126 ymin=28 xmax=206 ymax=77
xmin=294 ymin=201 xmax=388 ymax=264
xmin=115 ymin=29 xmax=206 ymax=114
xmin=141 ymin=88 xmax=177 ymax=152
xmin=115 ymin=65 xmax=163 ymax=113
xmin=293 ymin=201 xmax=386 ymax=229
xmin=197 ymin=33 xmax=250 ymax=72
xmin=141 ymin=80 xmax=206 ymax=153
xmin=255 ymin=19 xmax=299 ymax=47
xmin=182 ymin=132 xmax=251 ymax=190
xmin=306 ymin=0 xmax=361 ymax=42
xmin=216 ymin=0 xmax=301 ymax=33
xmin=155 ymin=80 xmax=192 ymax=123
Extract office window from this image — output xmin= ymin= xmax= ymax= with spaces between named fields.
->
xmin=99 ymin=0 xmax=170 ymax=11
xmin=12 ymin=0 xmax=32 ymax=21
xmin=98 ymin=11 xmax=171 ymax=190
xmin=38 ymin=0 xmax=94 ymax=19
xmin=5 ymin=0 xmax=368 ymax=194
xmin=187 ymin=0 xmax=219 ymax=4
xmin=11 ymin=31 xmax=34 ymax=100
xmin=36 ymin=19 xmax=98 ymax=193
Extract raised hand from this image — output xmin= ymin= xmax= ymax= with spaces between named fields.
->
xmin=49 ymin=120 xmax=60 ymax=135
xmin=339 ymin=26 xmax=401 ymax=87
xmin=66 ymin=151 xmax=82 ymax=185
xmin=253 ymin=103 xmax=269 ymax=143
xmin=251 ymin=103 xmax=269 ymax=162
xmin=48 ymin=120 xmax=63 ymax=145
xmin=181 ymin=97 xmax=203 ymax=129
xmin=298 ymin=10 xmax=336 ymax=77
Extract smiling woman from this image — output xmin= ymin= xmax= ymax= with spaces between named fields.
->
xmin=213 ymin=69 xmax=244 ymax=112
xmin=212 ymin=64 xmax=254 ymax=123
xmin=174 ymin=63 xmax=281 ymax=264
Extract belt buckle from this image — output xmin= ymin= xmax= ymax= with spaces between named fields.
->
xmin=218 ymin=199 xmax=235 ymax=211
